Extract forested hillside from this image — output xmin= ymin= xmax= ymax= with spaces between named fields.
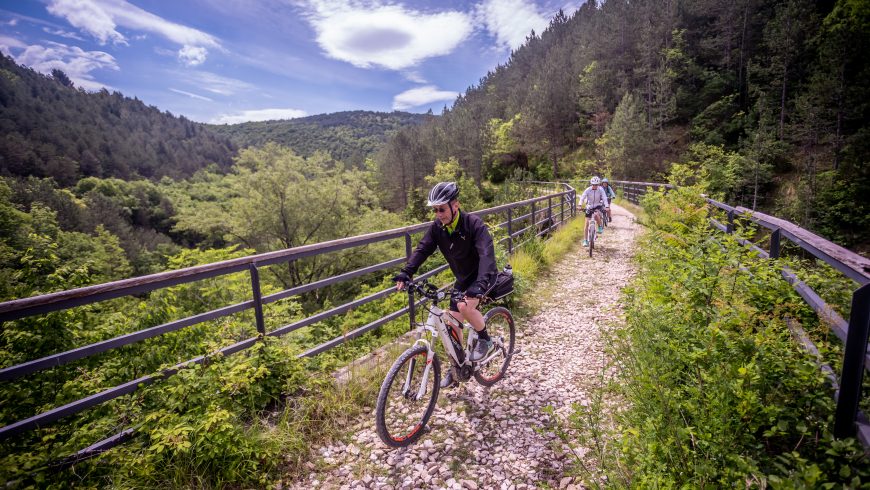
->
xmin=0 ymin=55 xmax=236 ymax=184
xmin=208 ymin=111 xmax=430 ymax=168
xmin=374 ymin=0 xmax=869 ymax=249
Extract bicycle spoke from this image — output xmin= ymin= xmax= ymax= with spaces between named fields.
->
xmin=378 ymin=347 xmax=437 ymax=445
xmin=476 ymin=308 xmax=514 ymax=384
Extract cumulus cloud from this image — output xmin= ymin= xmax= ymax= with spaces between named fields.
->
xmin=7 ymin=39 xmax=118 ymax=91
xmin=392 ymin=85 xmax=457 ymax=111
xmin=296 ymin=0 xmax=472 ymax=70
xmin=178 ymin=45 xmax=207 ymax=66
xmin=477 ymin=0 xmax=550 ymax=50
xmin=169 ymin=88 xmax=213 ymax=101
xmin=211 ymin=108 xmax=308 ymax=124
xmin=46 ymin=0 xmax=220 ymax=62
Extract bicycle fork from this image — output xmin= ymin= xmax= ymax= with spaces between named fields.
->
xmin=403 ymin=338 xmax=435 ymax=401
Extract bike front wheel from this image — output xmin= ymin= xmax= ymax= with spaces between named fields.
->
xmin=588 ymin=227 xmax=595 ymax=257
xmin=375 ymin=345 xmax=440 ymax=447
xmin=474 ymin=307 xmax=516 ymax=386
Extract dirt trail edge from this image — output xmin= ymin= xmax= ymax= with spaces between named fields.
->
xmin=288 ymin=204 xmax=639 ymax=490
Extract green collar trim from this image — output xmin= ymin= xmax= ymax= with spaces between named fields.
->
xmin=445 ymin=210 xmax=460 ymax=234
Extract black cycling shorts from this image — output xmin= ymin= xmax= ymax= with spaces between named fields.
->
xmin=449 ymin=290 xmax=481 ymax=312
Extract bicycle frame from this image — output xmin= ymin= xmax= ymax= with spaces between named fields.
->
xmin=402 ymin=296 xmax=502 ymax=399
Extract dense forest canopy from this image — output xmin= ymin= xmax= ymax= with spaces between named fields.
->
xmin=207 ymin=111 xmax=431 ymax=168
xmin=0 ymin=54 xmax=236 ymax=184
xmin=373 ymin=0 xmax=869 ymax=249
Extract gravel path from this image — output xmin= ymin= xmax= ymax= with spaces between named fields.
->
xmin=288 ymin=204 xmax=639 ymax=490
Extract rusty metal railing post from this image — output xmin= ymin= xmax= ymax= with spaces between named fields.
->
xmin=531 ymin=200 xmax=536 ymax=235
xmin=547 ymin=196 xmax=553 ymax=233
xmin=404 ymin=233 xmax=415 ymax=331
xmin=249 ymin=264 xmax=265 ymax=335
xmin=835 ymin=284 xmax=870 ymax=438
xmin=507 ymin=207 xmax=513 ymax=254
xmin=770 ymin=228 xmax=782 ymax=259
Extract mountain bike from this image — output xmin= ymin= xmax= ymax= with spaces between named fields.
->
xmin=375 ymin=279 xmax=515 ymax=447
xmin=585 ymin=208 xmax=602 ymax=257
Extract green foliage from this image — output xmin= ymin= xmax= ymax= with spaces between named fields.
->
xmin=368 ymin=0 xmax=869 ymax=248
xmin=484 ymin=114 xmax=524 ymax=182
xmin=422 ymin=157 xmax=483 ymax=212
xmin=208 ymin=110 xmax=428 ymax=169
xmin=597 ymin=93 xmax=656 ymax=180
xmin=173 ymin=144 xmax=405 ymax=304
xmin=0 ymin=55 xmax=235 ymax=184
xmin=559 ymin=186 xmax=870 ymax=487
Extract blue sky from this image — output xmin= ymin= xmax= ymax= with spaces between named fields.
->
xmin=0 ymin=0 xmax=580 ymax=124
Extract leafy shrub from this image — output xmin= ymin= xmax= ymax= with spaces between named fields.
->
xmin=560 ymin=185 xmax=870 ymax=487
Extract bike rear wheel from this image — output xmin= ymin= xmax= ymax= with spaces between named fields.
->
xmin=375 ymin=345 xmax=440 ymax=447
xmin=474 ymin=307 xmax=516 ymax=386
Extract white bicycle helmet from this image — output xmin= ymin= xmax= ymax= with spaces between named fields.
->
xmin=427 ymin=182 xmax=459 ymax=206
xmin=590 ymin=176 xmax=601 ymax=185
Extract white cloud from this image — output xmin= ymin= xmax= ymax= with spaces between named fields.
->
xmin=0 ymin=35 xmax=27 ymax=55
xmin=297 ymin=1 xmax=472 ymax=70
xmin=46 ymin=0 xmax=127 ymax=45
xmin=178 ymin=45 xmax=207 ymax=66
xmin=43 ymin=27 xmax=85 ymax=41
xmin=178 ymin=70 xmax=255 ymax=96
xmin=477 ymin=0 xmax=550 ymax=50
xmin=211 ymin=108 xmax=308 ymax=124
xmin=392 ymin=85 xmax=457 ymax=111
xmin=169 ymin=88 xmax=213 ymax=101
xmin=7 ymin=18 xmax=19 ymax=27
xmin=46 ymin=0 xmax=220 ymax=62
xmin=403 ymin=70 xmax=427 ymax=84
xmin=9 ymin=39 xmax=118 ymax=91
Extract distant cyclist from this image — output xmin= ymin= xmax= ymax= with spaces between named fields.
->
xmin=600 ymin=178 xmax=616 ymax=222
xmin=579 ymin=176 xmax=608 ymax=247
xmin=393 ymin=182 xmax=498 ymax=388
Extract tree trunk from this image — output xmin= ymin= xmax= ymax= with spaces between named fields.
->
xmin=779 ymin=62 xmax=788 ymax=140
xmin=738 ymin=2 xmax=748 ymax=105
xmin=834 ymin=58 xmax=845 ymax=170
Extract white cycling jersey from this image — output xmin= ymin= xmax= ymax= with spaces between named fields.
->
xmin=579 ymin=186 xmax=608 ymax=210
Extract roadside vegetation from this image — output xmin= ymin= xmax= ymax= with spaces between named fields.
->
xmin=556 ymin=185 xmax=869 ymax=487
xmin=0 ymin=141 xmax=580 ymax=487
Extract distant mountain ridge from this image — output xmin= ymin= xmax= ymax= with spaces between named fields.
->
xmin=207 ymin=110 xmax=432 ymax=168
xmin=0 ymin=54 xmax=237 ymax=185
xmin=0 ymin=54 xmax=431 ymax=186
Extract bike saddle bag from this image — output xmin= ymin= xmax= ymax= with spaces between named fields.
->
xmin=484 ymin=267 xmax=514 ymax=301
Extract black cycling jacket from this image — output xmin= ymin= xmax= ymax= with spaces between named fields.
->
xmin=401 ymin=211 xmax=497 ymax=293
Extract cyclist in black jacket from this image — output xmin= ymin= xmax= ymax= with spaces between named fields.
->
xmin=393 ymin=182 xmax=498 ymax=387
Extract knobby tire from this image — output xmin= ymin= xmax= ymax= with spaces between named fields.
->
xmin=375 ymin=345 xmax=440 ymax=447
xmin=474 ymin=307 xmax=516 ymax=386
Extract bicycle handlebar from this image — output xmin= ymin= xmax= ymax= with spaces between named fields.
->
xmin=399 ymin=279 xmax=445 ymax=301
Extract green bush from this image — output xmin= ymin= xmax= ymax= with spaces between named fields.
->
xmin=560 ymin=186 xmax=869 ymax=487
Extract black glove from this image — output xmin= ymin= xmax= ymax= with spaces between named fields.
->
xmin=465 ymin=284 xmax=485 ymax=298
xmin=392 ymin=271 xmax=411 ymax=283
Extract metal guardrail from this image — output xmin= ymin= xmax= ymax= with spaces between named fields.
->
xmin=611 ymin=180 xmax=870 ymax=445
xmin=0 ymin=181 xmax=576 ymax=466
